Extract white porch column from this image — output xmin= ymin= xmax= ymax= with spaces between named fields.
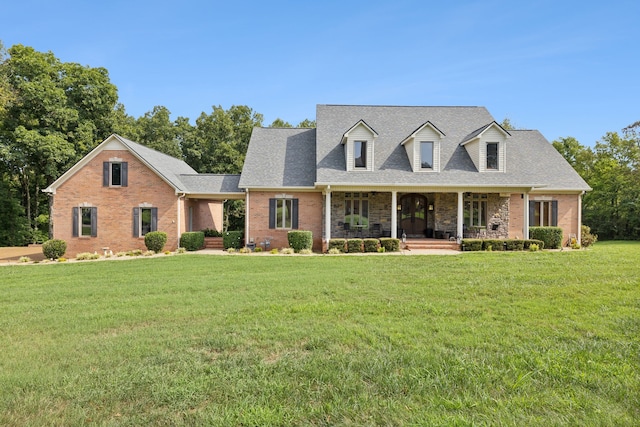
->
xmin=457 ymin=191 xmax=464 ymax=239
xmin=325 ymin=189 xmax=332 ymax=242
xmin=245 ymin=189 xmax=250 ymax=243
xmin=391 ymin=191 xmax=398 ymax=238
xmin=523 ymin=192 xmax=530 ymax=240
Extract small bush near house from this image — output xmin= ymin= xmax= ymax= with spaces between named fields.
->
xmin=529 ymin=243 xmax=540 ymax=252
xmin=224 ymin=231 xmax=243 ymax=250
xmin=347 ymin=239 xmax=364 ymax=253
xmin=462 ymin=239 xmax=483 ymax=251
xmin=529 ymin=227 xmax=563 ymax=249
xmin=505 ymin=239 xmax=525 ymax=251
xmin=288 ymin=230 xmax=313 ymax=252
xmin=145 ymin=231 xmax=167 ymax=252
xmin=379 ymin=238 xmax=400 ymax=252
xmin=328 ymin=239 xmax=346 ymax=252
xmin=42 ymin=239 xmax=66 ymax=259
xmin=76 ymin=252 xmax=100 ymax=261
xmin=254 ymin=247 xmax=263 ymax=252
xmin=524 ymin=239 xmax=545 ymax=250
xmin=280 ymin=247 xmax=295 ymax=255
xmin=327 ymin=247 xmax=341 ymax=254
xmin=202 ymin=228 xmax=222 ymax=237
xmin=581 ymin=225 xmax=597 ymax=248
xmin=180 ymin=231 xmax=205 ymax=251
xmin=363 ymin=238 xmax=379 ymax=253
xmin=18 ymin=256 xmax=31 ymax=263
xmin=483 ymin=239 xmax=505 ymax=251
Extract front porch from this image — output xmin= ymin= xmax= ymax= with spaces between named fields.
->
xmin=323 ymin=190 xmax=513 ymax=243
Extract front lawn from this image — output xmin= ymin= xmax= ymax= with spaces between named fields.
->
xmin=1 ymin=242 xmax=638 ymax=425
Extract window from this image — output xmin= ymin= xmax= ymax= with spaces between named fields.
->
xmin=486 ymin=143 xmax=498 ymax=170
xmin=269 ymin=198 xmax=299 ymax=229
xmin=420 ymin=141 xmax=434 ymax=169
xmin=103 ymin=161 xmax=128 ymax=187
xmin=464 ymin=193 xmax=487 ymax=227
xmin=72 ymin=206 xmax=97 ymax=237
xmin=133 ymin=207 xmax=157 ymax=237
xmin=354 ymin=141 xmax=367 ymax=168
xmin=529 ymin=200 xmax=558 ymax=226
xmin=344 ymin=192 xmax=369 ymax=227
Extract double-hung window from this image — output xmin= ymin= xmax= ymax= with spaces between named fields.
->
xmin=486 ymin=143 xmax=499 ymax=170
xmin=269 ymin=198 xmax=299 ymax=229
xmin=420 ymin=141 xmax=434 ymax=169
xmin=72 ymin=206 xmax=97 ymax=237
xmin=344 ymin=193 xmax=369 ymax=227
xmin=354 ymin=141 xmax=367 ymax=168
xmin=103 ymin=161 xmax=128 ymax=187
xmin=529 ymin=200 xmax=558 ymax=226
xmin=464 ymin=193 xmax=487 ymax=227
xmin=133 ymin=207 xmax=158 ymax=237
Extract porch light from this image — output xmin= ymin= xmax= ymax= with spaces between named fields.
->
xmin=397 ymin=204 xmax=401 ymax=211
xmin=428 ymin=204 xmax=434 ymax=211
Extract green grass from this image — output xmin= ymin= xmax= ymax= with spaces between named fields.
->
xmin=1 ymin=242 xmax=638 ymax=425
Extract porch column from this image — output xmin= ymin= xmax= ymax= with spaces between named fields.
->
xmin=324 ymin=189 xmax=331 ymax=242
xmin=523 ymin=192 xmax=530 ymax=239
xmin=245 ymin=189 xmax=250 ymax=243
xmin=457 ymin=191 xmax=464 ymax=239
xmin=391 ymin=191 xmax=397 ymax=238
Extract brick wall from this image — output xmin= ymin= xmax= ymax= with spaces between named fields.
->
xmin=247 ymin=191 xmax=323 ymax=252
xmin=52 ymin=150 xmax=181 ymax=256
xmin=510 ymin=193 xmax=581 ymax=243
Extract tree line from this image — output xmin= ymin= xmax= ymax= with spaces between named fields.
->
xmin=0 ymin=43 xmax=637 ymax=245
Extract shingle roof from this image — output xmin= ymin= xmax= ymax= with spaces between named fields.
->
xmin=178 ymin=174 xmax=242 ymax=195
xmin=239 ymin=127 xmax=316 ymax=188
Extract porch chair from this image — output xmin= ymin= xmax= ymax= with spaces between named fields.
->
xmin=343 ymin=222 xmax=351 ymax=238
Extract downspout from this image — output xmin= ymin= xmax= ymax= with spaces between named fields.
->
xmin=177 ymin=193 xmax=186 ymax=248
xmin=245 ymin=188 xmax=249 ymax=244
xmin=578 ymin=191 xmax=584 ymax=244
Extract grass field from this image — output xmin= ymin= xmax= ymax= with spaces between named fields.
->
xmin=1 ymin=242 xmax=638 ymax=425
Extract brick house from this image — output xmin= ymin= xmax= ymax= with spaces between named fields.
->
xmin=45 ymin=105 xmax=590 ymax=255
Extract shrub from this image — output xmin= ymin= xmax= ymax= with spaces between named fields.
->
xmin=18 ymin=256 xmax=31 ymax=263
xmin=327 ymin=248 xmax=341 ymax=255
xmin=176 ymin=247 xmax=186 ymax=254
xmin=42 ymin=239 xmax=66 ymax=259
xmin=462 ymin=239 xmax=483 ymax=251
xmin=581 ymin=225 xmax=597 ymax=248
xmin=328 ymin=239 xmax=346 ymax=252
xmin=529 ymin=226 xmax=563 ymax=249
xmin=223 ymin=231 xmax=243 ymax=250
xmin=270 ymin=248 xmax=279 ymax=254
xmin=504 ymin=239 xmax=525 ymax=251
xmin=180 ymin=231 xmax=205 ymax=251
xmin=143 ymin=250 xmax=155 ymax=256
xmin=377 ymin=247 xmax=386 ymax=253
xmin=363 ymin=238 xmax=379 ymax=253
xmin=299 ymin=248 xmax=313 ymax=255
xmin=288 ymin=230 xmax=313 ymax=252
xmin=483 ymin=239 xmax=505 ymax=251
xmin=280 ymin=247 xmax=295 ymax=255
xmin=379 ymin=238 xmax=400 ymax=252
xmin=238 ymin=247 xmax=251 ymax=254
xmin=347 ymin=239 xmax=363 ymax=253
xmin=524 ymin=239 xmax=545 ymax=250
xmin=76 ymin=252 xmax=100 ymax=260
xmin=227 ymin=247 xmax=236 ymax=253
xmin=529 ymin=243 xmax=540 ymax=252
xmin=254 ymin=246 xmax=263 ymax=252
xmin=144 ymin=231 xmax=167 ymax=252
xmin=202 ymin=228 xmax=222 ymax=237
xmin=57 ymin=257 xmax=67 ymax=262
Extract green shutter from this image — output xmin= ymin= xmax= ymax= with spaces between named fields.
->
xmin=551 ymin=200 xmax=558 ymax=226
xmin=72 ymin=207 xmax=79 ymax=237
xmin=528 ymin=201 xmax=535 ymax=227
xmin=151 ymin=207 xmax=158 ymax=232
xmin=269 ymin=199 xmax=276 ymax=229
xmin=292 ymin=199 xmax=299 ymax=229
xmin=133 ymin=207 xmax=139 ymax=237
xmin=91 ymin=207 xmax=98 ymax=237
xmin=121 ymin=162 xmax=128 ymax=187
xmin=103 ymin=162 xmax=109 ymax=186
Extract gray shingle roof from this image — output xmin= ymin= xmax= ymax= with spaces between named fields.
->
xmin=239 ymin=127 xmax=316 ymax=188
xmin=178 ymin=174 xmax=242 ymax=195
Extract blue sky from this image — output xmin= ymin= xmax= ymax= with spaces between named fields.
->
xmin=3 ymin=0 xmax=639 ymax=146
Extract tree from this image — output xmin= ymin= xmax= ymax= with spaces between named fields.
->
xmin=270 ymin=118 xmax=293 ymax=128
xmin=134 ymin=106 xmax=183 ymax=157
xmin=297 ymin=119 xmax=316 ymax=128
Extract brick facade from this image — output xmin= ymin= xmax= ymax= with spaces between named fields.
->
xmin=52 ymin=150 xmax=183 ymax=256
xmin=247 ymin=191 xmax=323 ymax=252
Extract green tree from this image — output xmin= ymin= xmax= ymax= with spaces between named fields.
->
xmin=134 ymin=106 xmax=183 ymax=157
xmin=270 ymin=118 xmax=293 ymax=128
xmin=297 ymin=119 xmax=316 ymax=128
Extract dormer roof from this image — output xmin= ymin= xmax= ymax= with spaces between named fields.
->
xmin=400 ymin=121 xmax=446 ymax=145
xmin=460 ymin=121 xmax=511 ymax=146
xmin=341 ymin=120 xmax=378 ymax=144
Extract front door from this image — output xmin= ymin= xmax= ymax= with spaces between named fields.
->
xmin=400 ymin=194 xmax=427 ymax=237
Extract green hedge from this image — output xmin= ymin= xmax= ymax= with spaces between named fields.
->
xmin=224 ymin=230 xmax=243 ymax=249
xmin=529 ymin=227 xmax=563 ymax=249
xmin=288 ymin=230 xmax=313 ymax=252
xmin=180 ymin=231 xmax=205 ymax=251
xmin=505 ymin=239 xmax=525 ymax=251
xmin=462 ymin=239 xmax=483 ymax=251
xmin=328 ymin=239 xmax=346 ymax=252
xmin=524 ymin=239 xmax=545 ymax=250
xmin=347 ymin=239 xmax=364 ymax=253
xmin=42 ymin=239 xmax=66 ymax=259
xmin=202 ymin=228 xmax=222 ymax=237
xmin=379 ymin=238 xmax=400 ymax=252
xmin=363 ymin=238 xmax=379 ymax=253
xmin=483 ymin=239 xmax=505 ymax=251
xmin=144 ymin=231 xmax=167 ymax=252
xmin=462 ymin=238 xmax=545 ymax=251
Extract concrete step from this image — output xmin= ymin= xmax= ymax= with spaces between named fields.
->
xmin=404 ymin=239 xmax=460 ymax=251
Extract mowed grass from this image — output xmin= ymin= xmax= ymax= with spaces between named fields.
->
xmin=1 ymin=242 xmax=638 ymax=426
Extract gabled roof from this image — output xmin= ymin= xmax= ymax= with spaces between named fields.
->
xmin=340 ymin=120 xmax=378 ymax=144
xmin=239 ymin=127 xmax=317 ymax=188
xmin=400 ymin=120 xmax=446 ymax=145
xmin=179 ymin=174 xmax=244 ymax=199
xmin=460 ymin=121 xmax=511 ymax=146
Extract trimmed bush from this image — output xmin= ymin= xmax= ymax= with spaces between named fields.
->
xmin=288 ymin=230 xmax=313 ymax=252
xmin=462 ymin=239 xmax=483 ymax=251
xmin=223 ymin=230 xmax=243 ymax=250
xmin=144 ymin=231 xmax=167 ymax=252
xmin=379 ymin=238 xmax=400 ymax=252
xmin=523 ymin=239 xmax=545 ymax=250
xmin=581 ymin=225 xmax=597 ymax=248
xmin=363 ymin=238 xmax=379 ymax=253
xmin=42 ymin=239 xmax=66 ymax=259
xmin=202 ymin=228 xmax=222 ymax=237
xmin=483 ymin=239 xmax=505 ymax=251
xmin=504 ymin=239 xmax=525 ymax=251
xmin=347 ymin=239 xmax=364 ymax=253
xmin=180 ymin=231 xmax=205 ymax=251
xmin=529 ymin=227 xmax=563 ymax=249
xmin=328 ymin=239 xmax=346 ymax=252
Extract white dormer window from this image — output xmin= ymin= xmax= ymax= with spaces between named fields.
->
xmin=354 ymin=141 xmax=367 ymax=168
xmin=342 ymin=120 xmax=377 ymax=172
xmin=460 ymin=122 xmax=510 ymax=173
xmin=401 ymin=121 xmax=444 ymax=172
xmin=420 ymin=141 xmax=434 ymax=169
